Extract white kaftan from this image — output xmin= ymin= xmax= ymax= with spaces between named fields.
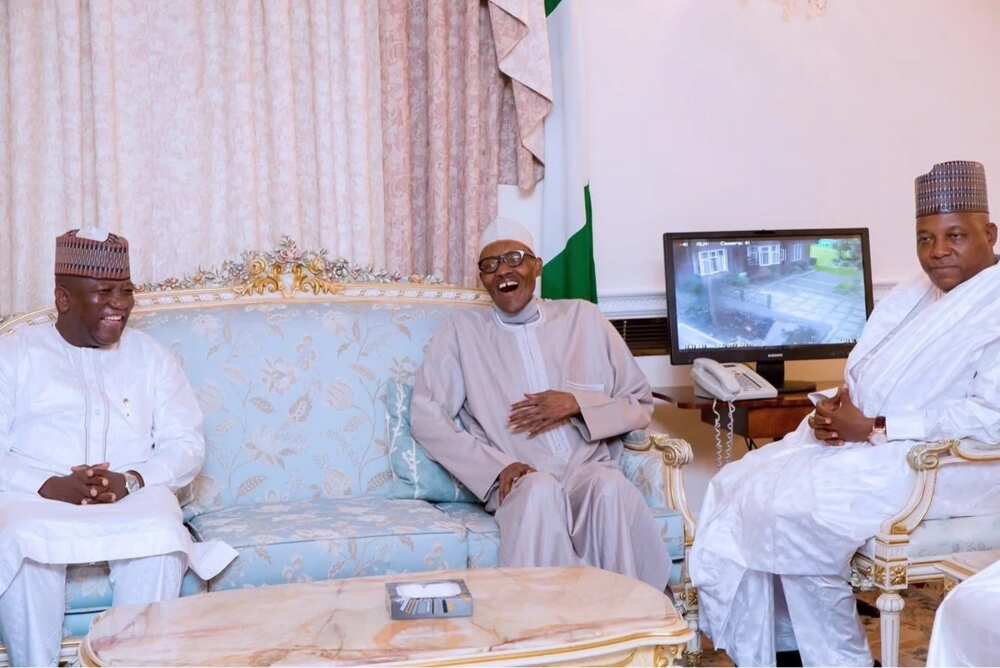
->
xmin=0 ymin=325 xmax=236 ymax=614
xmin=927 ymin=556 xmax=1000 ymax=667
xmin=691 ymin=263 xmax=1000 ymax=666
xmin=411 ymin=299 xmax=670 ymax=590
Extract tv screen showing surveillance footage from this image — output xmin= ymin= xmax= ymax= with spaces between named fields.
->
xmin=669 ymin=234 xmax=868 ymax=352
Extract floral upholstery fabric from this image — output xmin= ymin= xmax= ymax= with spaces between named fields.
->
xmin=187 ymin=497 xmax=469 ymax=591
xmin=857 ymin=513 xmax=1000 ymax=560
xmin=129 ymin=302 xmax=456 ymax=516
xmin=617 ymin=446 xmax=670 ymax=510
xmin=384 ymin=381 xmax=478 ymax=503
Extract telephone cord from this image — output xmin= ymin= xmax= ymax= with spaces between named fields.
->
xmin=712 ymin=399 xmax=723 ymax=470
xmin=725 ymin=400 xmax=736 ymax=464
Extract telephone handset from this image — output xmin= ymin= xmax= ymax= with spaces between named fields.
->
xmin=691 ymin=358 xmax=778 ymax=402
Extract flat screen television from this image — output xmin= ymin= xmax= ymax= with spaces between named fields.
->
xmin=662 ymin=228 xmax=874 ymax=393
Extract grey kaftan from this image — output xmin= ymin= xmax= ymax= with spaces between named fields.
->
xmin=411 ymin=299 xmax=669 ymax=590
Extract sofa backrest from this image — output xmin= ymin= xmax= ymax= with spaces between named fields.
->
xmin=1 ymin=241 xmax=491 ymax=516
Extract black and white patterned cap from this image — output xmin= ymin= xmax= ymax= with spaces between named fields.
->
xmin=54 ymin=229 xmax=131 ymax=280
xmin=915 ymin=160 xmax=989 ymax=218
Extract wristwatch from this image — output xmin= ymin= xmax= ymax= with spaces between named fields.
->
xmin=124 ymin=471 xmax=143 ymax=496
xmin=868 ymin=415 xmax=887 ymax=445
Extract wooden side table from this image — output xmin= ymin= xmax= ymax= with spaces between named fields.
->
xmin=653 ymin=384 xmax=838 ymax=447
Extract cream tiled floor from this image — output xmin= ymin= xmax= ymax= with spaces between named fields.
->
xmin=699 ymin=583 xmax=944 ymax=667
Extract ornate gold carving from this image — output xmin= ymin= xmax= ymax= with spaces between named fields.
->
xmin=889 ymin=565 xmax=907 ymax=586
xmin=684 ymin=588 xmax=699 ymax=609
xmin=136 ymin=236 xmax=441 ymax=294
xmin=683 ymin=648 xmax=704 ymax=667
xmin=873 ymin=564 xmax=886 ymax=586
xmin=654 ymin=644 xmax=684 ymax=668
xmin=654 ymin=436 xmax=694 ymax=467
xmin=906 ymin=440 xmax=957 ymax=471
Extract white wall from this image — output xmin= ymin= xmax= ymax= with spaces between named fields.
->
xmin=502 ymin=0 xmax=1000 ymax=306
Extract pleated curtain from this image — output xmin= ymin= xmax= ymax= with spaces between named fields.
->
xmin=0 ymin=0 xmax=550 ymax=317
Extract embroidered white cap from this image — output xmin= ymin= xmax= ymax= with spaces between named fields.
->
xmin=478 ymin=217 xmax=536 ymax=254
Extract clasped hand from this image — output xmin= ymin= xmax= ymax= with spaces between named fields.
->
xmin=508 ymin=390 xmax=581 ymax=438
xmin=38 ymin=463 xmax=128 ymax=505
xmin=809 ymin=384 xmax=874 ymax=446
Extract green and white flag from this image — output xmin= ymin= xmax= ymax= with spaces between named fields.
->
xmin=540 ymin=0 xmax=597 ymax=303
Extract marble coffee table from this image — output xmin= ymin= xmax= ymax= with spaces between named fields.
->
xmin=80 ymin=566 xmax=692 ymax=666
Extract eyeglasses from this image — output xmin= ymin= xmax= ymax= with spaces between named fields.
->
xmin=478 ymin=250 xmax=537 ymax=274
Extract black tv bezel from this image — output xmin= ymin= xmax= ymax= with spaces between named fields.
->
xmin=662 ymin=227 xmax=874 ymax=366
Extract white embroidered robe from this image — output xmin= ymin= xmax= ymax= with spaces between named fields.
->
xmin=0 ymin=325 xmax=236 ymax=593
xmin=691 ymin=263 xmax=1000 ymax=666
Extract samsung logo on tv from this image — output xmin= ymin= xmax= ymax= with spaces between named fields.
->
xmin=767 ymin=353 xmax=784 ymax=358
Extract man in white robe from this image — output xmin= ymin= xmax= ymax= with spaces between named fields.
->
xmin=0 ymin=229 xmax=236 ymax=666
xmin=926 ymin=556 xmax=1000 ymax=666
xmin=411 ymin=218 xmax=670 ymax=592
xmin=691 ymin=160 xmax=1000 ymax=666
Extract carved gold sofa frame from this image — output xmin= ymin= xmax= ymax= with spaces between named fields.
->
xmin=850 ymin=439 xmax=1000 ymax=667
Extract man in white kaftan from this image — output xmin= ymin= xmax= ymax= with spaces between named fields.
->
xmin=411 ymin=218 xmax=670 ymax=591
xmin=691 ymin=160 xmax=1000 ymax=666
xmin=0 ymin=229 xmax=236 ymax=666
xmin=926 ymin=556 xmax=1000 ymax=667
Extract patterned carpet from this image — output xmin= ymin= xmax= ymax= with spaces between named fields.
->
xmin=698 ymin=582 xmax=943 ymax=666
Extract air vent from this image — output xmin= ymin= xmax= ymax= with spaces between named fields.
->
xmin=609 ymin=317 xmax=669 ymax=356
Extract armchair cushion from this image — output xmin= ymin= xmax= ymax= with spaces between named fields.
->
xmin=187 ymin=496 xmax=470 ymax=591
xmin=384 ymin=381 xmax=478 ymax=503
xmin=857 ymin=512 xmax=1000 ymax=560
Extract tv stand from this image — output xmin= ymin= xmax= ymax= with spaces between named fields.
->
xmin=755 ymin=360 xmax=816 ymax=395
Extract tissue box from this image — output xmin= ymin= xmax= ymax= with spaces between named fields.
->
xmin=386 ymin=579 xmax=474 ymax=620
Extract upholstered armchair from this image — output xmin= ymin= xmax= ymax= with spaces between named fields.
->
xmin=851 ymin=439 xmax=1000 ymax=667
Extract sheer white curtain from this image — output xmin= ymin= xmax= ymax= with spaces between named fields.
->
xmin=0 ymin=0 xmax=385 ymax=315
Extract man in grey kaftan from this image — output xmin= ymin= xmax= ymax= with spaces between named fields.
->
xmin=411 ymin=218 xmax=669 ymax=591
xmin=691 ymin=161 xmax=1000 ymax=666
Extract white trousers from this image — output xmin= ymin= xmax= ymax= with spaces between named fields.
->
xmin=493 ymin=462 xmax=670 ymax=591
xmin=721 ymin=570 xmax=872 ymax=667
xmin=0 ymin=553 xmax=185 ymax=667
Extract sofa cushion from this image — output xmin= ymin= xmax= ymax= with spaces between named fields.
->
xmin=433 ymin=502 xmax=686 ymax=585
xmin=385 ymin=381 xmax=478 ymax=503
xmin=187 ymin=497 xmax=471 ymax=591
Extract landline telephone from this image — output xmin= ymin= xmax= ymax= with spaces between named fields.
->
xmin=690 ymin=358 xmax=778 ymax=402
xmin=690 ymin=358 xmax=778 ymax=469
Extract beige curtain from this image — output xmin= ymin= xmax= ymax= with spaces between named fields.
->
xmin=1 ymin=0 xmax=384 ymax=316
xmin=0 ymin=0 xmax=551 ymax=316
xmin=379 ymin=0 xmax=550 ymax=286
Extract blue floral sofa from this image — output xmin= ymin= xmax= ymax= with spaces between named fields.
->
xmin=0 ymin=240 xmax=698 ymax=664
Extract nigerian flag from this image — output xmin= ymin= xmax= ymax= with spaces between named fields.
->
xmin=540 ymin=0 xmax=597 ymax=303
